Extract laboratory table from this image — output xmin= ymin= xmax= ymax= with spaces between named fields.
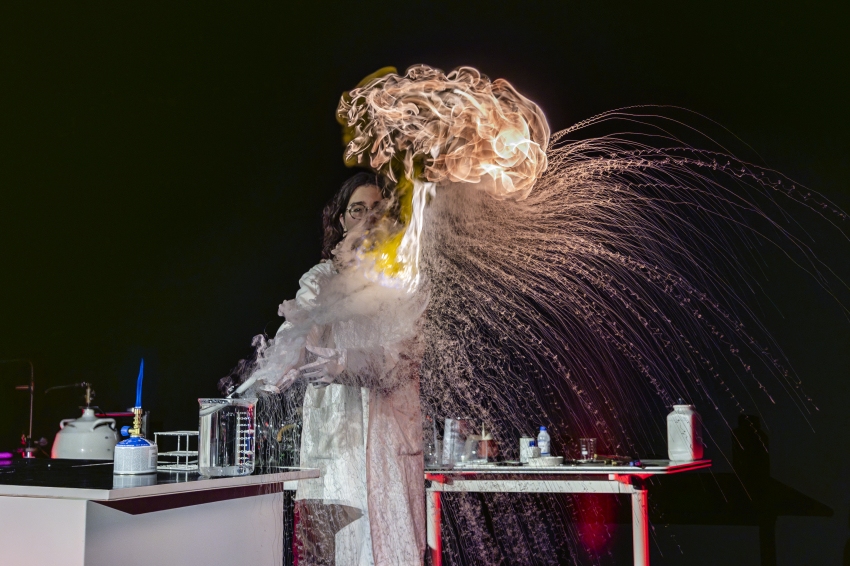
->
xmin=0 ymin=458 xmax=319 ymax=566
xmin=425 ymin=459 xmax=711 ymax=566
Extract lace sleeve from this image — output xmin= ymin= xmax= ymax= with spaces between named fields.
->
xmin=330 ymin=333 xmax=424 ymax=394
xmin=237 ymin=262 xmax=334 ymax=395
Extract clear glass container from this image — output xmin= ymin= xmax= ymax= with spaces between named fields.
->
xmin=198 ymin=397 xmax=256 ymax=477
xmin=579 ymin=437 xmax=597 ymax=462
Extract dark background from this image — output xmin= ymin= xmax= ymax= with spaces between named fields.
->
xmin=1 ymin=2 xmax=848 ymax=564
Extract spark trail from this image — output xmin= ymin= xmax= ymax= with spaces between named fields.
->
xmin=335 ymin=66 xmax=847 ymax=564
xmin=237 ymin=65 xmax=848 ymax=565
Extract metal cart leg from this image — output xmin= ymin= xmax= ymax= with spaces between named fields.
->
xmin=426 ymin=489 xmax=442 ymax=566
xmin=631 ymin=488 xmax=649 ymax=566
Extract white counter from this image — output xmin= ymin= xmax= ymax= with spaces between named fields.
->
xmin=0 ymin=459 xmax=319 ymax=566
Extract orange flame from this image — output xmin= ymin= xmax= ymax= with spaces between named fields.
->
xmin=337 ymin=65 xmax=550 ymax=200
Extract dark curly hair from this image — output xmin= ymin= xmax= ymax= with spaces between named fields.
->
xmin=321 ymin=171 xmax=396 ymax=259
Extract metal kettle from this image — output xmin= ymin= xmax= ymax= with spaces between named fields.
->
xmin=49 ymin=383 xmax=118 ymax=460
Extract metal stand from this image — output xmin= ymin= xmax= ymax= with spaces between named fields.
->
xmin=631 ymin=483 xmax=649 ymax=566
xmin=426 ymin=479 xmax=443 ymax=566
xmin=6 ymin=359 xmax=36 ymax=458
xmin=425 ymin=459 xmax=710 ymax=566
xmin=154 ymin=431 xmax=199 ymax=471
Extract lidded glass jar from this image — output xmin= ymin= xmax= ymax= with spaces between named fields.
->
xmin=667 ymin=400 xmax=704 ymax=461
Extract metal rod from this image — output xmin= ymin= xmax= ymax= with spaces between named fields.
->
xmin=427 ymin=490 xmax=442 ymax=566
xmin=44 ymin=382 xmax=88 ymax=394
xmin=631 ymin=488 xmax=649 ymax=566
xmin=28 ymin=363 xmax=33 ymax=440
xmin=4 ymin=359 xmax=34 ymax=443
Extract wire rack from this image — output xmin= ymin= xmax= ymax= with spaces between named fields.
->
xmin=154 ymin=430 xmax=199 ymax=472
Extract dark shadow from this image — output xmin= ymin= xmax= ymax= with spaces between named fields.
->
xmin=643 ymin=414 xmax=833 ymax=566
xmin=843 ymin=507 xmax=850 ymax=566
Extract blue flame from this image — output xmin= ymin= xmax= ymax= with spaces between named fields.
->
xmin=135 ymin=358 xmax=144 ymax=408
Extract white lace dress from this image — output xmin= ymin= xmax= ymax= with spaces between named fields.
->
xmin=250 ymin=260 xmax=426 ymax=565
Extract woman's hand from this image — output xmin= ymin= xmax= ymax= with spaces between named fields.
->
xmin=275 ymin=368 xmax=302 ymax=391
xmin=299 ymin=346 xmax=346 ymax=386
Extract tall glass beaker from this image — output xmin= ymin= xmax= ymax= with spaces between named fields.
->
xmin=198 ymin=398 xmax=256 ymax=477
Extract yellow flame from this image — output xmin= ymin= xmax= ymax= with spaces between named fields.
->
xmin=356 ymin=169 xmax=416 ymax=282
xmin=337 ymin=65 xmax=550 ymax=290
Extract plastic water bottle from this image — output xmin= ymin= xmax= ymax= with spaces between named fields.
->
xmin=537 ymin=426 xmax=551 ymax=456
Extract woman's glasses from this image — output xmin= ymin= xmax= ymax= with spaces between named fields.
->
xmin=346 ymin=202 xmax=382 ymax=220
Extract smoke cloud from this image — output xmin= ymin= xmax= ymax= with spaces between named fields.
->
xmin=337 ymin=65 xmax=550 ymax=199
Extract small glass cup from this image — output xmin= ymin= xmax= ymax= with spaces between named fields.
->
xmin=425 ymin=438 xmax=442 ymax=468
xmin=442 ymin=418 xmax=472 ymax=467
xmin=579 ymin=438 xmax=597 ymax=462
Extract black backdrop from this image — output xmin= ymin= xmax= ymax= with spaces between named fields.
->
xmin=2 ymin=2 xmax=849 ymax=564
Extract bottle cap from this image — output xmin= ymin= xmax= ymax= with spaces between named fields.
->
xmin=539 ymin=426 xmax=547 ymax=431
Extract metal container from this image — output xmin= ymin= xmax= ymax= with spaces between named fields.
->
xmin=113 ymin=436 xmax=158 ymax=475
xmin=198 ymin=398 xmax=256 ymax=477
xmin=51 ymin=408 xmax=118 ymax=460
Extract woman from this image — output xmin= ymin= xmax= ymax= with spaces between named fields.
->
xmin=243 ymin=171 xmax=427 ymax=565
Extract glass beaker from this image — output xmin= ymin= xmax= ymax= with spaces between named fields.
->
xmin=579 ymin=437 xmax=597 ymax=462
xmin=442 ymin=418 xmax=492 ymax=466
xmin=198 ymin=398 xmax=257 ymax=477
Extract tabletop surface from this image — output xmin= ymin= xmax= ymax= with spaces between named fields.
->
xmin=426 ymin=459 xmax=712 ymax=477
xmin=0 ymin=459 xmax=319 ymax=500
